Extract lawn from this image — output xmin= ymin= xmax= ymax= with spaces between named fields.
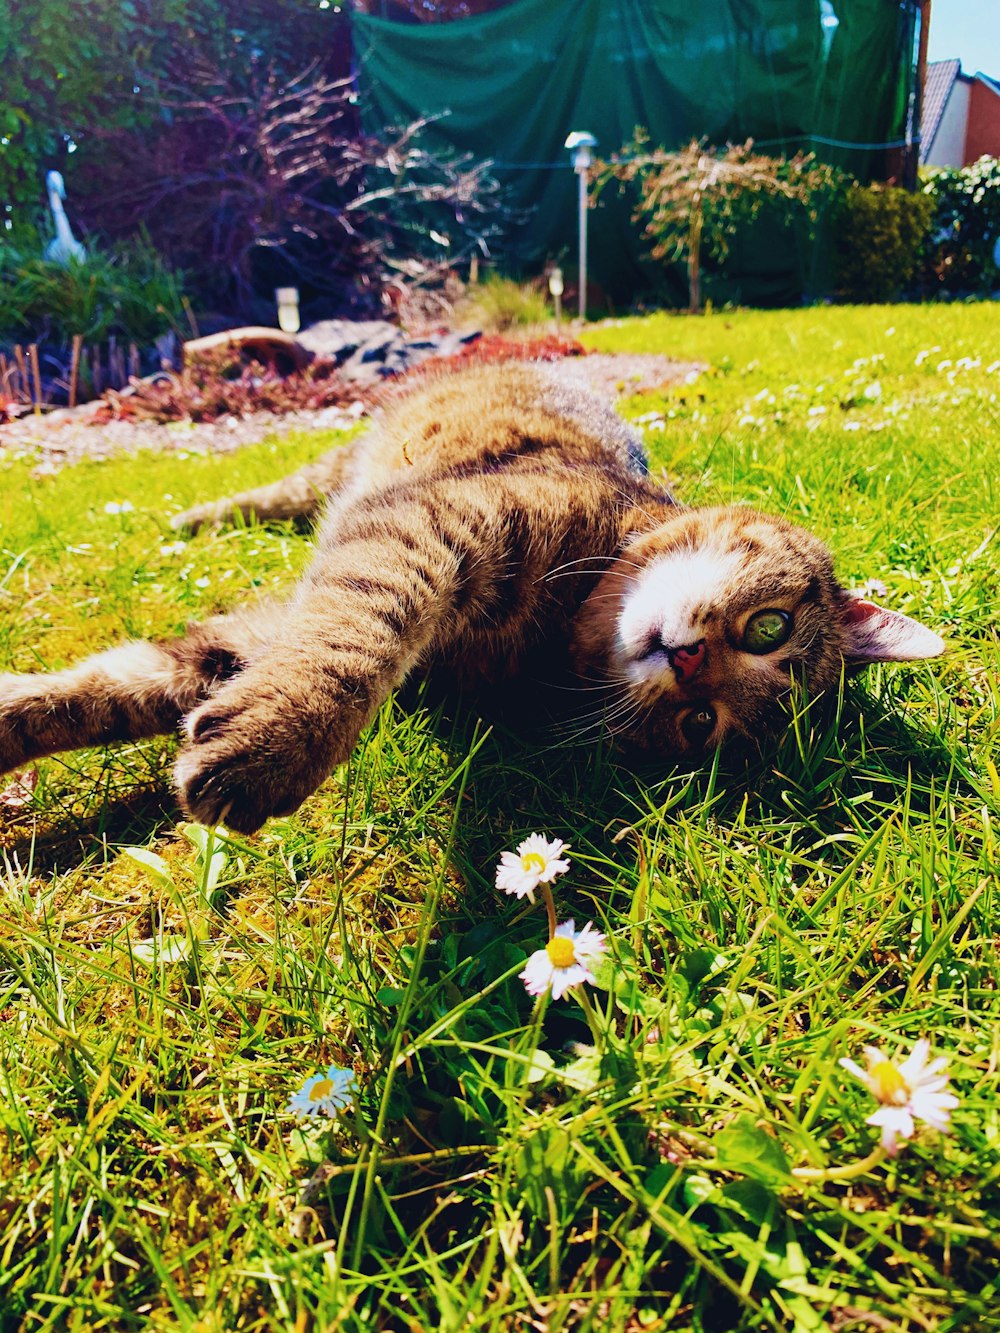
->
xmin=0 ymin=303 xmax=997 ymax=1331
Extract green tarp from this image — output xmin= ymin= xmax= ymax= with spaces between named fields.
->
xmin=351 ymin=0 xmax=918 ymax=305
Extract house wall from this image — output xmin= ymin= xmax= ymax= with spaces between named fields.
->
xmin=965 ymin=80 xmax=1000 ymax=162
xmin=925 ymin=77 xmax=971 ymax=166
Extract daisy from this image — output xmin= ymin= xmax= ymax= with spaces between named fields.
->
xmin=286 ymin=1065 xmax=357 ymax=1120
xmin=520 ymin=919 xmax=606 ymax=1001
xmin=104 ymin=500 xmax=135 ymax=515
xmin=495 ymin=833 xmax=570 ymax=901
xmin=839 ymin=1039 xmax=958 ymax=1156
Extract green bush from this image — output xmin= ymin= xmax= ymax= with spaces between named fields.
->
xmin=457 ymin=273 xmax=552 ymax=332
xmin=832 ymin=183 xmax=935 ymax=302
xmin=0 ymin=233 xmax=188 ymax=346
xmin=922 ymin=156 xmax=1000 ymax=294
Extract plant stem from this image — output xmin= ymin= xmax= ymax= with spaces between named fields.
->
xmin=540 ymin=883 xmax=558 ymax=940
xmin=791 ymin=1144 xmax=887 ymax=1183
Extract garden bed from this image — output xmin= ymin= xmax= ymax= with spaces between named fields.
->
xmin=1 ymin=327 xmax=699 ymax=475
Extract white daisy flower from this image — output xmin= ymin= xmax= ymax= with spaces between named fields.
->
xmin=104 ymin=500 xmax=135 ymax=515
xmin=286 ymin=1065 xmax=357 ymax=1120
xmin=520 ymin=919 xmax=606 ymax=1001
xmin=495 ymin=833 xmax=570 ymax=901
xmin=839 ymin=1039 xmax=958 ymax=1156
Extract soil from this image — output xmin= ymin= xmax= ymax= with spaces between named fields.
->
xmin=0 ymin=351 xmax=700 ymax=478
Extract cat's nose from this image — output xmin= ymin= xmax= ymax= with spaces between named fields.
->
xmin=666 ymin=639 xmax=706 ymax=683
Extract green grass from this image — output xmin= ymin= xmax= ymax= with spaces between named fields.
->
xmin=0 ymin=304 xmax=998 ymax=1331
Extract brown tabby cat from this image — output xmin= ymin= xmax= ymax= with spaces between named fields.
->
xmin=0 ymin=363 xmax=943 ymax=833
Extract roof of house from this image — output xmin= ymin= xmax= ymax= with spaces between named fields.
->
xmin=921 ymin=58 xmax=962 ymax=163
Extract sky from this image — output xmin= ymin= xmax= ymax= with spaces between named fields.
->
xmin=926 ymin=0 xmax=1000 ymax=75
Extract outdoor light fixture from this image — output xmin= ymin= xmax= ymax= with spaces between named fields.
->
xmin=548 ymin=265 xmax=564 ymax=325
xmin=564 ymin=131 xmax=597 ymax=320
xmin=275 ymin=287 xmax=300 ymax=334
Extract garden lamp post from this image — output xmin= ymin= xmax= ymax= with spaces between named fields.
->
xmin=548 ymin=266 xmax=564 ymax=327
xmin=275 ymin=287 xmax=300 ymax=334
xmin=564 ymin=132 xmax=597 ymax=320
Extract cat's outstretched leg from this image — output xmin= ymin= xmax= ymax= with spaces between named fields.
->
xmin=0 ymin=608 xmax=281 ymax=780
xmin=173 ymin=577 xmax=451 ymax=832
xmin=173 ymin=477 xmax=491 ymax=833
xmin=170 ymin=442 xmax=362 ymax=534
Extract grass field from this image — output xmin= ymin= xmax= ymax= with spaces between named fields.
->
xmin=0 ymin=303 xmax=997 ymax=1331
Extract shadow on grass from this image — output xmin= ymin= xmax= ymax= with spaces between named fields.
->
xmin=426 ymin=671 xmax=978 ymax=904
xmin=0 ymin=747 xmax=180 ymax=877
xmin=0 ymin=672 xmax=974 ymax=890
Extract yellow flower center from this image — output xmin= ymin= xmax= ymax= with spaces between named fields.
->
xmin=546 ymin=936 xmax=577 ymax=969
xmin=521 ymin=852 xmax=547 ymax=874
xmin=869 ymin=1059 xmax=907 ymax=1102
xmin=309 ymin=1078 xmax=334 ymax=1102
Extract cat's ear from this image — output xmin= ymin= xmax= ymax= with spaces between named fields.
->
xmin=839 ymin=594 xmax=945 ymax=664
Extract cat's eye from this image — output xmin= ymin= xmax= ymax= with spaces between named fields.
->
xmin=743 ymin=609 xmax=792 ymax=654
xmin=681 ymin=705 xmax=716 ymax=747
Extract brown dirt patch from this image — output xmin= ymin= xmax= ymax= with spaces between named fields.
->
xmin=0 ymin=352 xmax=700 ymax=478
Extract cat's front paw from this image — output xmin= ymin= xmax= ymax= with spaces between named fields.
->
xmin=175 ymin=683 xmax=335 ymax=833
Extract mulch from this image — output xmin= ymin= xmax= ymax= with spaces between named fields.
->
xmin=0 ymin=350 xmax=700 ymax=479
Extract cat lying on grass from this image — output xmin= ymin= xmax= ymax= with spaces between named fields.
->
xmin=0 ymin=364 xmax=943 ymax=833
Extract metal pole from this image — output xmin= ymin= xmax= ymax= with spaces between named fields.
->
xmin=565 ymin=133 xmax=596 ymax=319
xmin=909 ymin=0 xmax=932 ymax=189
xmin=577 ymin=166 xmax=588 ymax=320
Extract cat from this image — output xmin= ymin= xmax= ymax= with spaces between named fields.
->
xmin=0 ymin=363 xmax=943 ymax=834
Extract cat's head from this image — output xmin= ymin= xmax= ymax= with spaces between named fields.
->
xmin=570 ymin=505 xmax=944 ymax=758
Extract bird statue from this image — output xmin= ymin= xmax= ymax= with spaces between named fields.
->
xmin=44 ymin=170 xmax=86 ymax=265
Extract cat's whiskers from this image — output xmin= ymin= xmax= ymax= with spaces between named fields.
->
xmin=541 ymin=559 xmax=641 ymax=584
xmin=542 ymin=553 xmax=619 ymax=579
xmin=551 ymin=687 xmax=643 ymax=745
xmin=606 ymin=481 xmax=673 ymax=532
xmin=548 ymin=682 xmax=633 ymax=735
xmin=547 ymin=677 xmax=631 ymax=694
xmin=545 ymin=707 xmax=635 ymax=750
xmin=606 ymin=699 xmax=654 ymax=739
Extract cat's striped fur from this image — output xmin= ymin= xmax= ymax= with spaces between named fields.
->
xmin=0 ymin=364 xmax=943 ymax=832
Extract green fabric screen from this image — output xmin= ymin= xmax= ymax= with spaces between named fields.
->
xmin=351 ymin=0 xmax=917 ymax=305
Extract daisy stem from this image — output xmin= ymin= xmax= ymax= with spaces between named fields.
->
xmin=540 ymin=883 xmax=558 ymax=940
xmin=791 ymin=1144 xmax=887 ymax=1183
xmin=520 ymin=993 xmax=548 ymax=1087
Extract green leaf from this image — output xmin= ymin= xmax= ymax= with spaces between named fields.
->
xmin=713 ymin=1116 xmax=792 ymax=1184
xmin=681 ymin=1172 xmax=718 ymax=1209
xmin=121 ymin=846 xmax=174 ymax=889
xmin=559 ymin=1047 xmax=601 ymax=1091
xmin=682 ymin=947 xmax=731 ymax=987
xmin=129 ymin=934 xmax=192 ymax=968
xmin=525 ymin=1048 xmax=555 ymax=1084
xmin=511 ymin=1124 xmax=585 ymax=1220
